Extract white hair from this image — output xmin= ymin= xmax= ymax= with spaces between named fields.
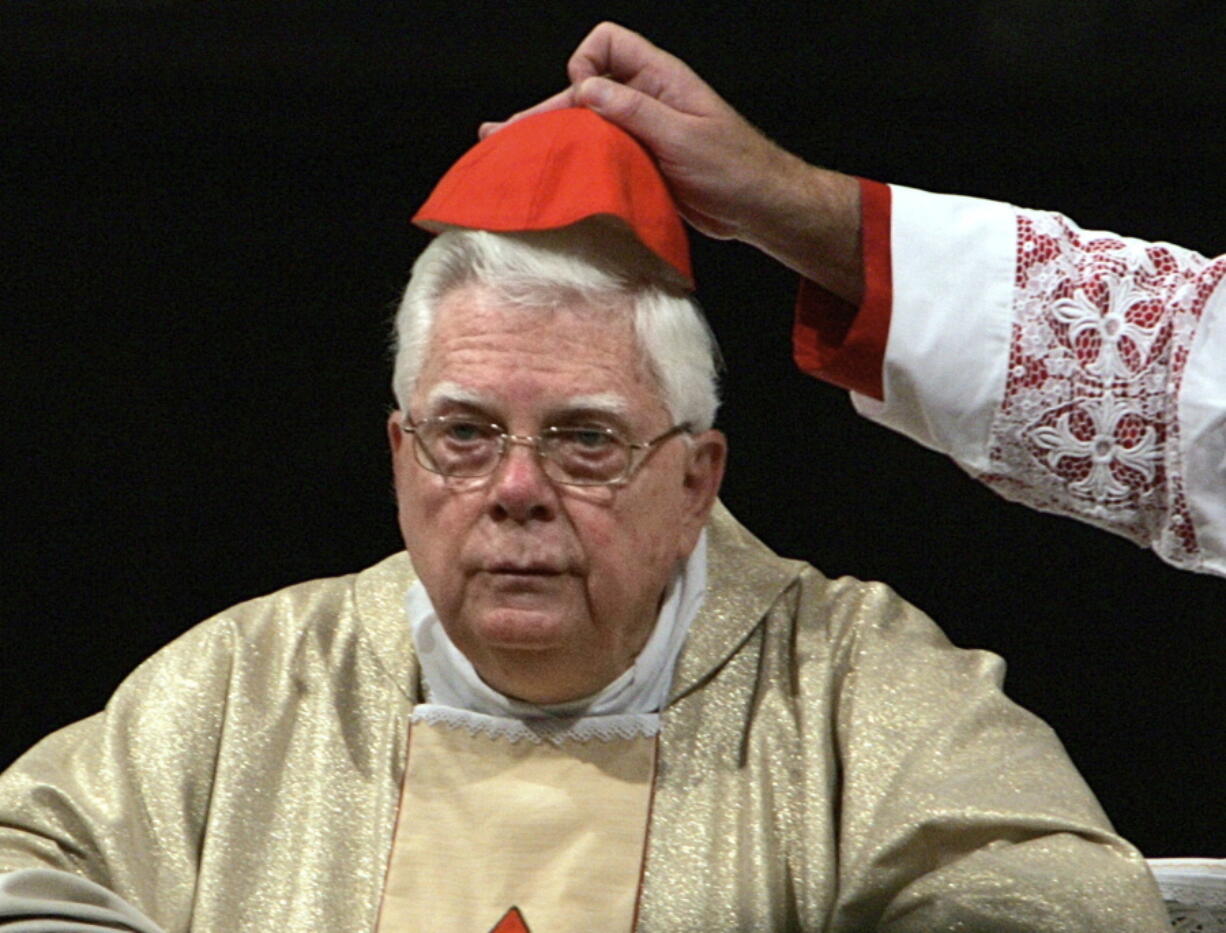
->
xmin=390 ymin=218 xmax=721 ymax=431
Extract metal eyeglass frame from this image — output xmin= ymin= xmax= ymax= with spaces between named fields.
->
xmin=401 ymin=415 xmax=692 ymax=487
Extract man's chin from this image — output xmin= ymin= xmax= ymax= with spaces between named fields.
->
xmin=471 ymin=607 xmax=576 ymax=651
xmin=463 ymin=610 xmax=608 ymax=704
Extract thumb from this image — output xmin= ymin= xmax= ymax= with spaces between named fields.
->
xmin=574 ymin=76 xmax=675 ymax=151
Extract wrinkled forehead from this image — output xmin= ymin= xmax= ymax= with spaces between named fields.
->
xmin=431 ymin=279 xmax=634 ymax=327
xmin=420 ymin=381 xmax=634 ymax=423
xmin=416 ymin=284 xmax=666 ymax=416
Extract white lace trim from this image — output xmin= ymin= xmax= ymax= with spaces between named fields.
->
xmin=1151 ymin=860 xmax=1226 ymax=908
xmin=411 ymin=704 xmax=660 ymax=744
xmin=973 ymin=208 xmax=1225 ymax=568
xmin=1167 ymin=908 xmax=1226 ymax=933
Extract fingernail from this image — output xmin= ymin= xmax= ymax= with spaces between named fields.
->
xmin=580 ymin=77 xmax=609 ymax=109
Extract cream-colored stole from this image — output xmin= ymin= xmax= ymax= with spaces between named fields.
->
xmin=376 ymin=718 xmax=658 ymax=933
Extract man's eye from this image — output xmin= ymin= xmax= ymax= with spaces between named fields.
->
xmin=443 ymin=421 xmax=490 ymax=443
xmin=563 ymin=428 xmax=614 ymax=449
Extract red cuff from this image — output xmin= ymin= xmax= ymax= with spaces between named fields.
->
xmin=791 ymin=177 xmax=893 ymax=400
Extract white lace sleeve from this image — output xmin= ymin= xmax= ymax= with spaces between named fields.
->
xmin=855 ymin=185 xmax=1226 ymax=575
xmin=979 ymin=209 xmax=1225 ymax=574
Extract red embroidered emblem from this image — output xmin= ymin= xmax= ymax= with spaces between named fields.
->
xmin=488 ymin=906 xmax=531 ymax=933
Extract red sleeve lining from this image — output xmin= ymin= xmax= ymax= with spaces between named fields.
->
xmin=791 ymin=177 xmax=893 ymax=400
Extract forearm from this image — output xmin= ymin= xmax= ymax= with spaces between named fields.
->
xmin=878 ymin=835 xmax=1169 ymax=933
xmin=831 ymin=593 xmax=1169 ymax=932
xmin=738 ymin=157 xmax=864 ymax=305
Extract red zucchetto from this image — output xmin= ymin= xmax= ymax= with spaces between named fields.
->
xmin=413 ymin=107 xmax=692 ymax=288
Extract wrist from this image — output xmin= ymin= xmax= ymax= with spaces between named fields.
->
xmin=740 ymin=158 xmax=863 ymax=305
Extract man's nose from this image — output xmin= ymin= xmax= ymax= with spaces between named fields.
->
xmin=488 ymin=437 xmax=557 ymax=523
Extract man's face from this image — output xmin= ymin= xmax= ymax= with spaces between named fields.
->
xmin=389 ymin=285 xmax=725 ymax=704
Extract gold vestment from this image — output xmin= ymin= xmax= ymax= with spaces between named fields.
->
xmin=0 ymin=504 xmax=1168 ymax=931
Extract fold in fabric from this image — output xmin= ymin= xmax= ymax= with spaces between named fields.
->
xmin=0 ymin=868 xmax=166 ymax=933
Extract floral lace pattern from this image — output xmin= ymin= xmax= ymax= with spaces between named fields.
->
xmin=976 ymin=210 xmax=1224 ymax=568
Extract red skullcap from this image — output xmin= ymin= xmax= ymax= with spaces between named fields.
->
xmin=413 ymin=108 xmax=692 ymax=288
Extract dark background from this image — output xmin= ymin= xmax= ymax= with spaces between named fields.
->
xmin=3 ymin=1 xmax=1223 ymax=857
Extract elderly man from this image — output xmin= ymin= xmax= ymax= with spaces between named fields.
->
xmin=0 ymin=109 xmax=1169 ymax=932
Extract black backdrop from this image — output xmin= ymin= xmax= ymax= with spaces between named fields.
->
xmin=4 ymin=1 xmax=1224 ymax=857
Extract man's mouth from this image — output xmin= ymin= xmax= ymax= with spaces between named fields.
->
xmin=484 ymin=565 xmax=564 ymax=576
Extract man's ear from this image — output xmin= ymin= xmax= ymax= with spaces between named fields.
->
xmin=681 ymin=428 xmax=727 ymax=528
xmin=387 ymin=409 xmax=402 ymax=448
xmin=387 ymin=410 xmax=410 ymax=469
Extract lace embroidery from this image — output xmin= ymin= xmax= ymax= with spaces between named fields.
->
xmin=1167 ymin=906 xmax=1226 ymax=933
xmin=411 ymin=704 xmax=661 ymax=744
xmin=974 ymin=208 xmax=1224 ymax=568
xmin=1154 ymin=858 xmax=1226 ymax=933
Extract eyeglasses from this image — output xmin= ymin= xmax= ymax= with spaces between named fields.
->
xmin=402 ymin=415 xmax=692 ymax=487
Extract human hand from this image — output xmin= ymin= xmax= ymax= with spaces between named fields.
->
xmin=480 ymin=22 xmax=863 ymax=297
xmin=480 ymin=23 xmax=862 ymax=301
xmin=479 ymin=22 xmax=803 ymax=243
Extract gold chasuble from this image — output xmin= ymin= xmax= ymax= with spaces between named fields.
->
xmin=376 ymin=720 xmax=657 ymax=933
xmin=0 ymin=505 xmax=1170 ymax=931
